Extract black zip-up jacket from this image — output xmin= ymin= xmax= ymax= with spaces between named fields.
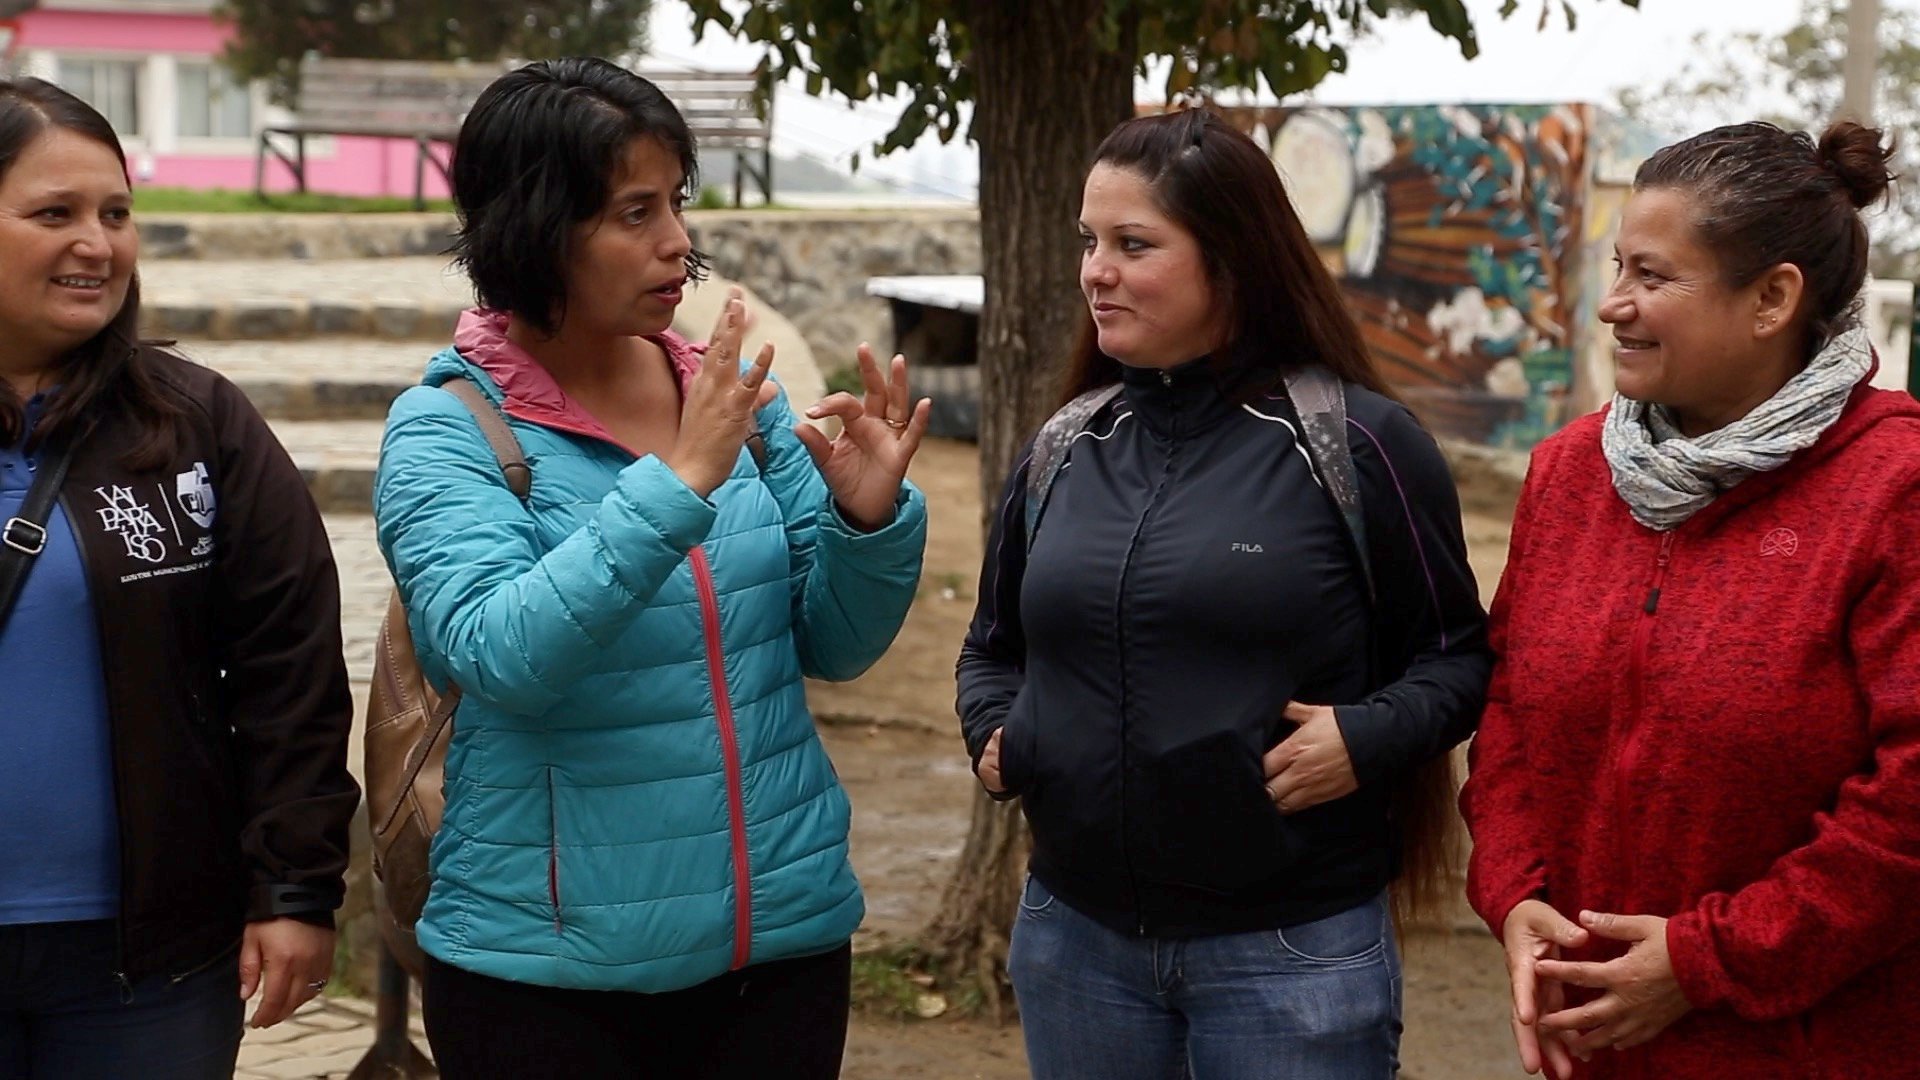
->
xmin=32 ymin=346 xmax=358 ymax=982
xmin=957 ymin=359 xmax=1491 ymax=937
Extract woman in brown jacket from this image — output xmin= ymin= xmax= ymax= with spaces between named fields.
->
xmin=0 ymin=78 xmax=357 ymax=1079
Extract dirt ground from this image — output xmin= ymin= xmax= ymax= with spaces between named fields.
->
xmin=813 ymin=439 xmax=1527 ymax=1080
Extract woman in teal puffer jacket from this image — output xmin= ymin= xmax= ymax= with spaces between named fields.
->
xmin=372 ymin=58 xmax=930 ymax=1079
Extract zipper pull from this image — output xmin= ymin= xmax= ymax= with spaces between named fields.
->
xmin=1160 ymin=371 xmax=1173 ymax=387
xmin=1644 ymin=533 xmax=1676 ymax=614
xmin=114 ymin=970 xmax=134 ymax=1004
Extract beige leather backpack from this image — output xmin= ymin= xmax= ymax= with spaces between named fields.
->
xmin=366 ymin=378 xmax=530 ymax=975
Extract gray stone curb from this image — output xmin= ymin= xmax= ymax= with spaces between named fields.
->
xmin=141 ymin=300 xmax=463 ymax=342
xmin=236 ymin=379 xmax=416 ymax=422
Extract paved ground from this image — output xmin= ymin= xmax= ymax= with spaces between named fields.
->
xmin=236 ymin=996 xmax=427 ymax=1080
xmin=328 ymin=515 xmax=388 ymax=687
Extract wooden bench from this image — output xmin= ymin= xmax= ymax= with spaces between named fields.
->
xmin=255 ymin=59 xmax=774 ymax=209
xmin=641 ymin=69 xmax=773 ymax=205
xmin=254 ymin=58 xmax=506 ymax=209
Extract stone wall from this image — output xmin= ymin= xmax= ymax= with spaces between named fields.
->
xmin=688 ymin=209 xmax=981 ymax=379
xmin=143 ymin=208 xmax=984 ymax=383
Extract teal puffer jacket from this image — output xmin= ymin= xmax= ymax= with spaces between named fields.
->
xmin=373 ymin=328 xmax=926 ymax=993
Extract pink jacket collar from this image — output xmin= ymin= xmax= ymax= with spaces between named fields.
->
xmin=452 ymin=307 xmax=705 ymax=449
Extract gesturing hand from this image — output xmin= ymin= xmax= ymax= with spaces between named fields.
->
xmin=798 ymin=343 xmax=931 ymax=531
xmin=1503 ymin=899 xmax=1589 ymax=1079
xmin=665 ymin=287 xmax=776 ymax=499
xmin=1262 ymin=701 xmax=1357 ymax=815
xmin=1536 ymin=912 xmax=1692 ymax=1060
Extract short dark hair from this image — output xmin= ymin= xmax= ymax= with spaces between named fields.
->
xmin=1060 ymin=108 xmax=1390 ymax=405
xmin=1635 ymin=120 xmax=1897 ymax=349
xmin=0 ymin=77 xmax=177 ymax=465
xmin=449 ymin=57 xmax=708 ymax=335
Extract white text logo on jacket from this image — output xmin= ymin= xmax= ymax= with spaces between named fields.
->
xmin=95 ymin=485 xmax=168 ymax=563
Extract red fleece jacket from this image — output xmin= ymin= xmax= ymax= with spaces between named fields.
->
xmin=1462 ymin=384 xmax=1920 ymax=1079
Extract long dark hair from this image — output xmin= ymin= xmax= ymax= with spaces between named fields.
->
xmin=0 ymin=77 xmax=178 ymax=465
xmin=1058 ymin=108 xmax=1391 ymax=406
xmin=1062 ymin=108 xmax=1460 ymax=931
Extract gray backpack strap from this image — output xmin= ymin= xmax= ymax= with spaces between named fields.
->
xmin=1024 ymin=383 xmax=1125 ymax=549
xmin=1282 ymin=365 xmax=1373 ymax=603
xmin=440 ymin=378 xmax=532 ymax=501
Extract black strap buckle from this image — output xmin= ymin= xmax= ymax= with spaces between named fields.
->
xmin=2 ymin=517 xmax=47 ymax=555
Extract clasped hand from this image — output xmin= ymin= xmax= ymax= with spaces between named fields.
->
xmin=1502 ymin=901 xmax=1692 ymax=1077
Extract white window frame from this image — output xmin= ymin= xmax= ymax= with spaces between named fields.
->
xmin=172 ymin=56 xmax=265 ymax=153
xmin=50 ymin=50 xmax=148 ymax=147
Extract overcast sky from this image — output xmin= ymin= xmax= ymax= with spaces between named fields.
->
xmin=645 ymin=0 xmax=1820 ymax=198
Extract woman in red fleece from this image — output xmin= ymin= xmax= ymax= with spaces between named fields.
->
xmin=1461 ymin=119 xmax=1920 ymax=1080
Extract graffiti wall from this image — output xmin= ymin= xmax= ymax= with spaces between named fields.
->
xmin=1217 ymin=103 xmax=1650 ymax=447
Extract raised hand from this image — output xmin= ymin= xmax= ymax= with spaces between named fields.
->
xmin=665 ymin=288 xmax=775 ymax=498
xmin=797 ymin=343 xmax=932 ymax=531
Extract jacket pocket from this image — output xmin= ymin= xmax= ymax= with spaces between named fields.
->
xmin=1131 ymin=729 xmax=1301 ymax=895
xmin=545 ymin=767 xmax=563 ymax=933
xmin=998 ymin=697 xmax=1041 ymax=795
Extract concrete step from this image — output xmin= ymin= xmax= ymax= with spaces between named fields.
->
xmin=177 ymin=338 xmax=432 ymax=418
xmin=142 ymin=213 xmax=457 ymax=262
xmin=274 ymin=419 xmax=383 ymax=515
xmin=176 ymin=339 xmax=432 ymax=420
xmin=140 ymin=257 xmax=468 ymax=341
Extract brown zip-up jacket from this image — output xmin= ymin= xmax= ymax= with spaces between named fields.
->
xmin=44 ymin=345 xmax=357 ymax=982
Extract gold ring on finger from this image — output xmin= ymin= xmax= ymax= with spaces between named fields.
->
xmin=883 ymin=418 xmax=907 ymax=430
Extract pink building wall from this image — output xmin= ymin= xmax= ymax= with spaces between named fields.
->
xmin=19 ymin=8 xmax=224 ymax=52
xmin=13 ymin=7 xmax=452 ymax=199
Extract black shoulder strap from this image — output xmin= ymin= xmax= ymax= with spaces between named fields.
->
xmin=1283 ymin=365 xmax=1375 ymax=605
xmin=440 ymin=378 xmax=532 ymax=501
xmin=1023 ymin=383 xmax=1124 ymax=549
xmin=0 ymin=434 xmax=78 ymax=627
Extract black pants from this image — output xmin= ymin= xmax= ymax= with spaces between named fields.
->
xmin=422 ymin=943 xmax=852 ymax=1080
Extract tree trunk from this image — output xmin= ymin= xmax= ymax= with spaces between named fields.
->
xmin=914 ymin=0 xmax=1135 ymax=1020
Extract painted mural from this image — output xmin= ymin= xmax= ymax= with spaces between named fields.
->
xmin=1219 ymin=103 xmax=1649 ymax=447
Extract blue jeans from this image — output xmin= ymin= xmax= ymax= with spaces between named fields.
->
xmin=0 ymin=920 xmax=242 ymax=1080
xmin=1008 ymin=879 xmax=1402 ymax=1080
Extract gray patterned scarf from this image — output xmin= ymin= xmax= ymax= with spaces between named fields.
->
xmin=1600 ymin=301 xmax=1874 ymax=531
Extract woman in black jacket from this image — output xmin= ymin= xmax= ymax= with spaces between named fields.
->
xmin=957 ymin=109 xmax=1491 ymax=1079
xmin=0 ymin=79 xmax=356 ymax=1079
